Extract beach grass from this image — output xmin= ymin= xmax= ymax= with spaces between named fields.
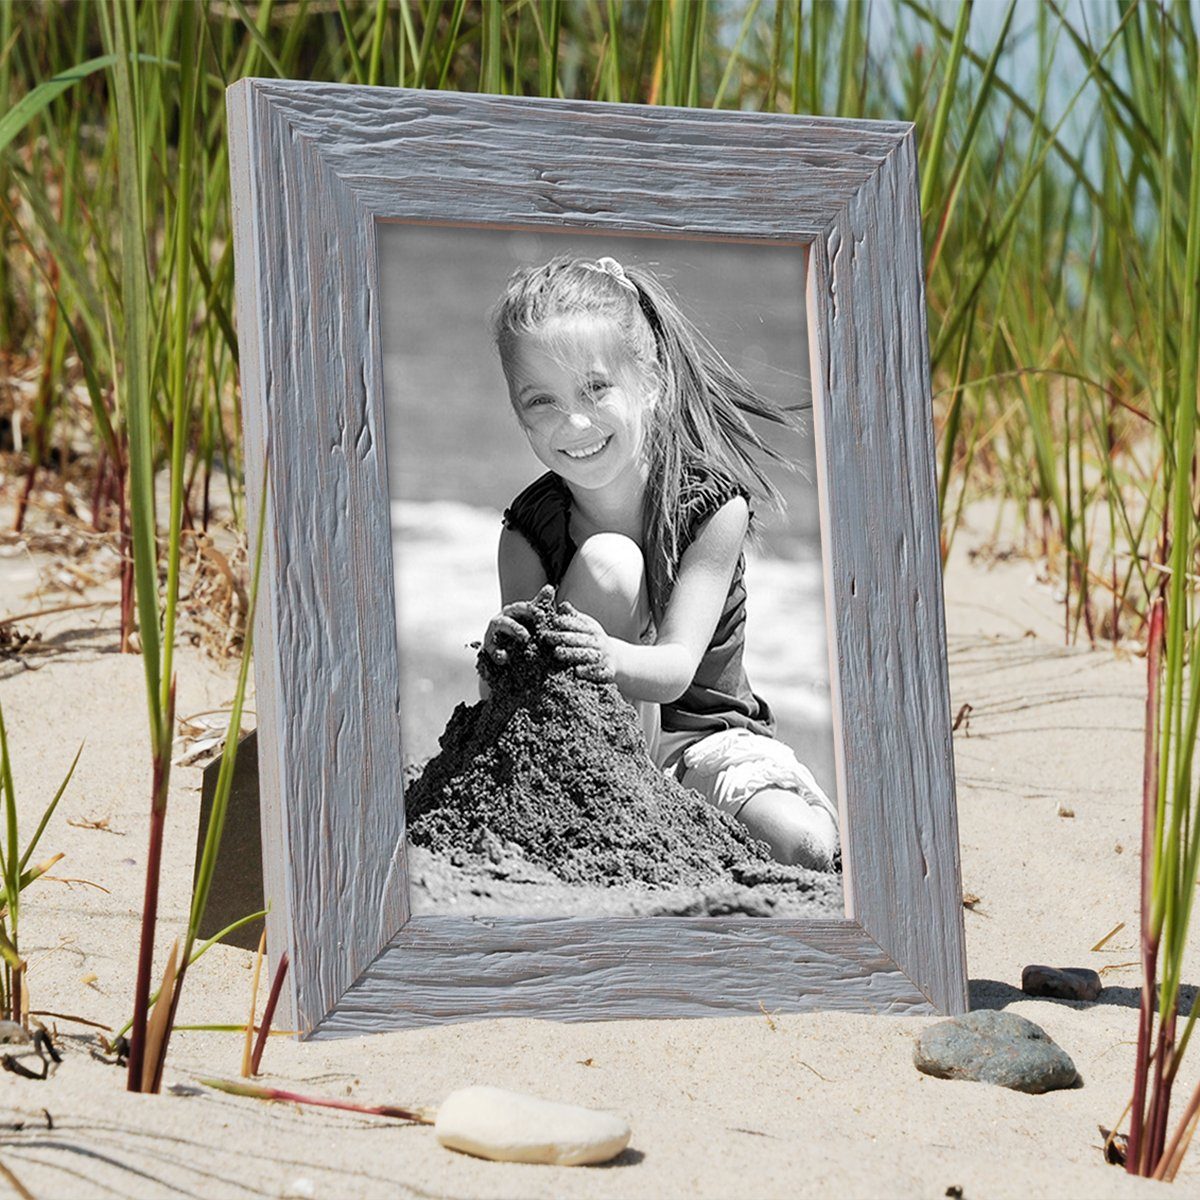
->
xmin=0 ymin=699 xmax=80 ymax=1024
xmin=0 ymin=0 xmax=1197 ymax=1173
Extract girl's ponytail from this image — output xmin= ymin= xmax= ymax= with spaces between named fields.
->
xmin=622 ymin=264 xmax=804 ymax=621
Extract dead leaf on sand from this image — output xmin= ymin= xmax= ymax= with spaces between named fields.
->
xmin=1091 ymin=921 xmax=1126 ymax=952
xmin=0 ymin=620 xmax=40 ymax=660
xmin=962 ymin=892 xmax=990 ymax=917
xmin=66 ymin=814 xmax=123 ymax=836
xmin=794 ymin=1059 xmax=832 ymax=1083
xmin=1098 ymin=1125 xmax=1128 ymax=1166
xmin=43 ymin=875 xmax=110 ymax=894
xmin=1098 ymin=960 xmax=1140 ymax=976
xmin=577 ymin=1057 xmax=596 ymax=1068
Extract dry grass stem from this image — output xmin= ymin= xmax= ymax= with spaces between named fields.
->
xmin=140 ymin=940 xmax=179 ymax=1094
xmin=241 ymin=927 xmax=266 ymax=1077
xmin=249 ymin=952 xmax=289 ymax=1077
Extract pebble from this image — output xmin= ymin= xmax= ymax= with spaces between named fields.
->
xmin=1021 ymin=964 xmax=1102 ymax=1002
xmin=434 ymin=1085 xmax=631 ymax=1166
xmin=0 ymin=1021 xmax=29 ymax=1045
xmin=913 ymin=1010 xmax=1079 ymax=1093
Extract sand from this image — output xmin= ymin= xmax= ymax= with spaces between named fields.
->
xmin=0 ymin=492 xmax=1197 ymax=1198
xmin=405 ymin=585 xmax=838 ymax=917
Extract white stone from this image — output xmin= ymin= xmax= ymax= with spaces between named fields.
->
xmin=434 ymin=1085 xmax=631 ymax=1166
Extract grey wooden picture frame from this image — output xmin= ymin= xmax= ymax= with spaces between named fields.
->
xmin=226 ymin=79 xmax=968 ymax=1039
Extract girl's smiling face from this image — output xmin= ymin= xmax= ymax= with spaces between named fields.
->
xmin=505 ymin=315 xmax=658 ymax=491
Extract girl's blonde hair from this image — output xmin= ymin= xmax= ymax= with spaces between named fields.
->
xmin=491 ymin=254 xmax=803 ymax=620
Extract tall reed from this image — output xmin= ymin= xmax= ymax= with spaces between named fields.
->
xmin=1125 ymin=5 xmax=1200 ymax=1174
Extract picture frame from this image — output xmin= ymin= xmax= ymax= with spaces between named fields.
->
xmin=226 ymin=79 xmax=968 ymax=1038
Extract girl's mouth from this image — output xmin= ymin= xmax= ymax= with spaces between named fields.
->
xmin=560 ymin=435 xmax=612 ymax=461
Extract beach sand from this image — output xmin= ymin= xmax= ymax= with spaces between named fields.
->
xmin=0 ymin=494 xmax=1195 ymax=1198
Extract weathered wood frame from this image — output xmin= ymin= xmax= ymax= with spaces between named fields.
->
xmin=226 ymin=80 xmax=968 ymax=1038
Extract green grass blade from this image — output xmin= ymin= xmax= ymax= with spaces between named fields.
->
xmin=919 ymin=0 xmax=972 ymax=219
xmin=185 ymin=464 xmax=269 ymax=956
xmin=713 ymin=0 xmax=761 ymax=110
xmin=103 ymin=0 xmax=162 ymax=742
xmin=335 ymin=0 xmax=366 ymax=85
xmin=113 ymin=908 xmax=268 ymax=1039
xmin=16 ymin=743 xmax=81 ymax=875
xmin=0 ymin=704 xmax=13 ymax=885
xmin=0 ymin=53 xmax=120 ymax=157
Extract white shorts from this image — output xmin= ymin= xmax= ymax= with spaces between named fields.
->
xmin=676 ymin=727 xmax=837 ymax=822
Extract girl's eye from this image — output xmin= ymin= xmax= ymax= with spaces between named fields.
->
xmin=525 ymin=394 xmax=553 ymax=408
xmin=585 ymin=379 xmax=610 ymax=398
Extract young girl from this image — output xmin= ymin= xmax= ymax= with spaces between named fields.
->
xmin=479 ymin=254 xmax=839 ymax=873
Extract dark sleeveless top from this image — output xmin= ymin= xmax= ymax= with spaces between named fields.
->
xmin=501 ymin=470 xmax=776 ymax=742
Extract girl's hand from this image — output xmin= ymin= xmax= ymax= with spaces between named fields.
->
xmin=481 ymin=599 xmax=539 ymax=669
xmin=546 ymin=602 xmax=616 ymax=683
xmin=480 ymin=583 xmax=557 ymax=671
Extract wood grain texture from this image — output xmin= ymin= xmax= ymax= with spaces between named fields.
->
xmin=228 ymin=82 xmax=410 ymax=1035
xmin=227 ymin=89 xmax=297 ymax=1031
xmin=311 ymin=919 xmax=932 ymax=1037
xmin=226 ymin=80 xmax=967 ymax=1035
xmin=810 ymin=129 xmax=968 ymax=1013
xmin=229 ymin=82 xmax=907 ymax=237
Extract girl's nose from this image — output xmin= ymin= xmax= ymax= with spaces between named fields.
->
xmin=565 ymin=410 xmax=593 ymax=430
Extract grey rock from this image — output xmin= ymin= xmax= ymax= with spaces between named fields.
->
xmin=914 ymin=1010 xmax=1079 ymax=1093
xmin=0 ymin=1021 xmax=29 ymax=1045
xmin=1021 ymin=964 xmax=1102 ymax=1002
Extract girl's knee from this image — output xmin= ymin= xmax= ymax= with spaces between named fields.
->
xmin=735 ymin=788 xmax=839 ymax=872
xmin=560 ymin=533 xmax=651 ymax=640
xmin=574 ymin=533 xmax=646 ymax=592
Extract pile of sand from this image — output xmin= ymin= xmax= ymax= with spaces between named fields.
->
xmin=404 ymin=589 xmax=816 ymax=896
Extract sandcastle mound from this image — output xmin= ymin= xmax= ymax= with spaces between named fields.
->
xmin=404 ymin=589 xmax=814 ymax=894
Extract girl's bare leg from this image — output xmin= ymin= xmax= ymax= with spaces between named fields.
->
xmin=734 ymin=788 xmax=839 ymax=872
xmin=558 ymin=533 xmax=653 ymax=641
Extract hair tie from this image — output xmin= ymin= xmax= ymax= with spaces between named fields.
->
xmin=582 ymin=256 xmax=639 ymax=296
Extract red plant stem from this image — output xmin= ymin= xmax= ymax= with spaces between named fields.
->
xmin=10 ymin=967 xmax=21 ymax=1028
xmin=126 ymin=711 xmax=173 ymax=1094
xmin=91 ymin=449 xmax=107 ymax=533
xmin=1128 ymin=596 xmax=1165 ymax=1175
xmin=1107 ymin=397 xmax=1119 ymax=645
xmin=249 ymin=952 xmax=289 ymax=1076
xmin=1128 ymin=942 xmax=1158 ymax=1173
xmin=108 ymin=452 xmax=124 ymax=528
xmin=13 ymin=460 xmax=37 ymax=535
xmin=125 ymin=804 xmax=163 ymax=1091
xmin=1156 ymin=1074 xmax=1200 ymax=1181
xmin=204 ymin=1077 xmax=430 ymax=1123
xmin=1148 ymin=1013 xmax=1178 ymax=1171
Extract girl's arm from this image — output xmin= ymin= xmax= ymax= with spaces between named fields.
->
xmin=609 ymin=496 xmax=748 ymax=704
xmin=498 ymin=525 xmax=549 ymax=604
xmin=479 ymin=526 xmax=550 ymax=700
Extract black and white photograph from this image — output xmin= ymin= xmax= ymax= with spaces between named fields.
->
xmin=381 ymin=224 xmax=843 ymax=919
xmin=227 ymin=82 xmax=966 ymax=1034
